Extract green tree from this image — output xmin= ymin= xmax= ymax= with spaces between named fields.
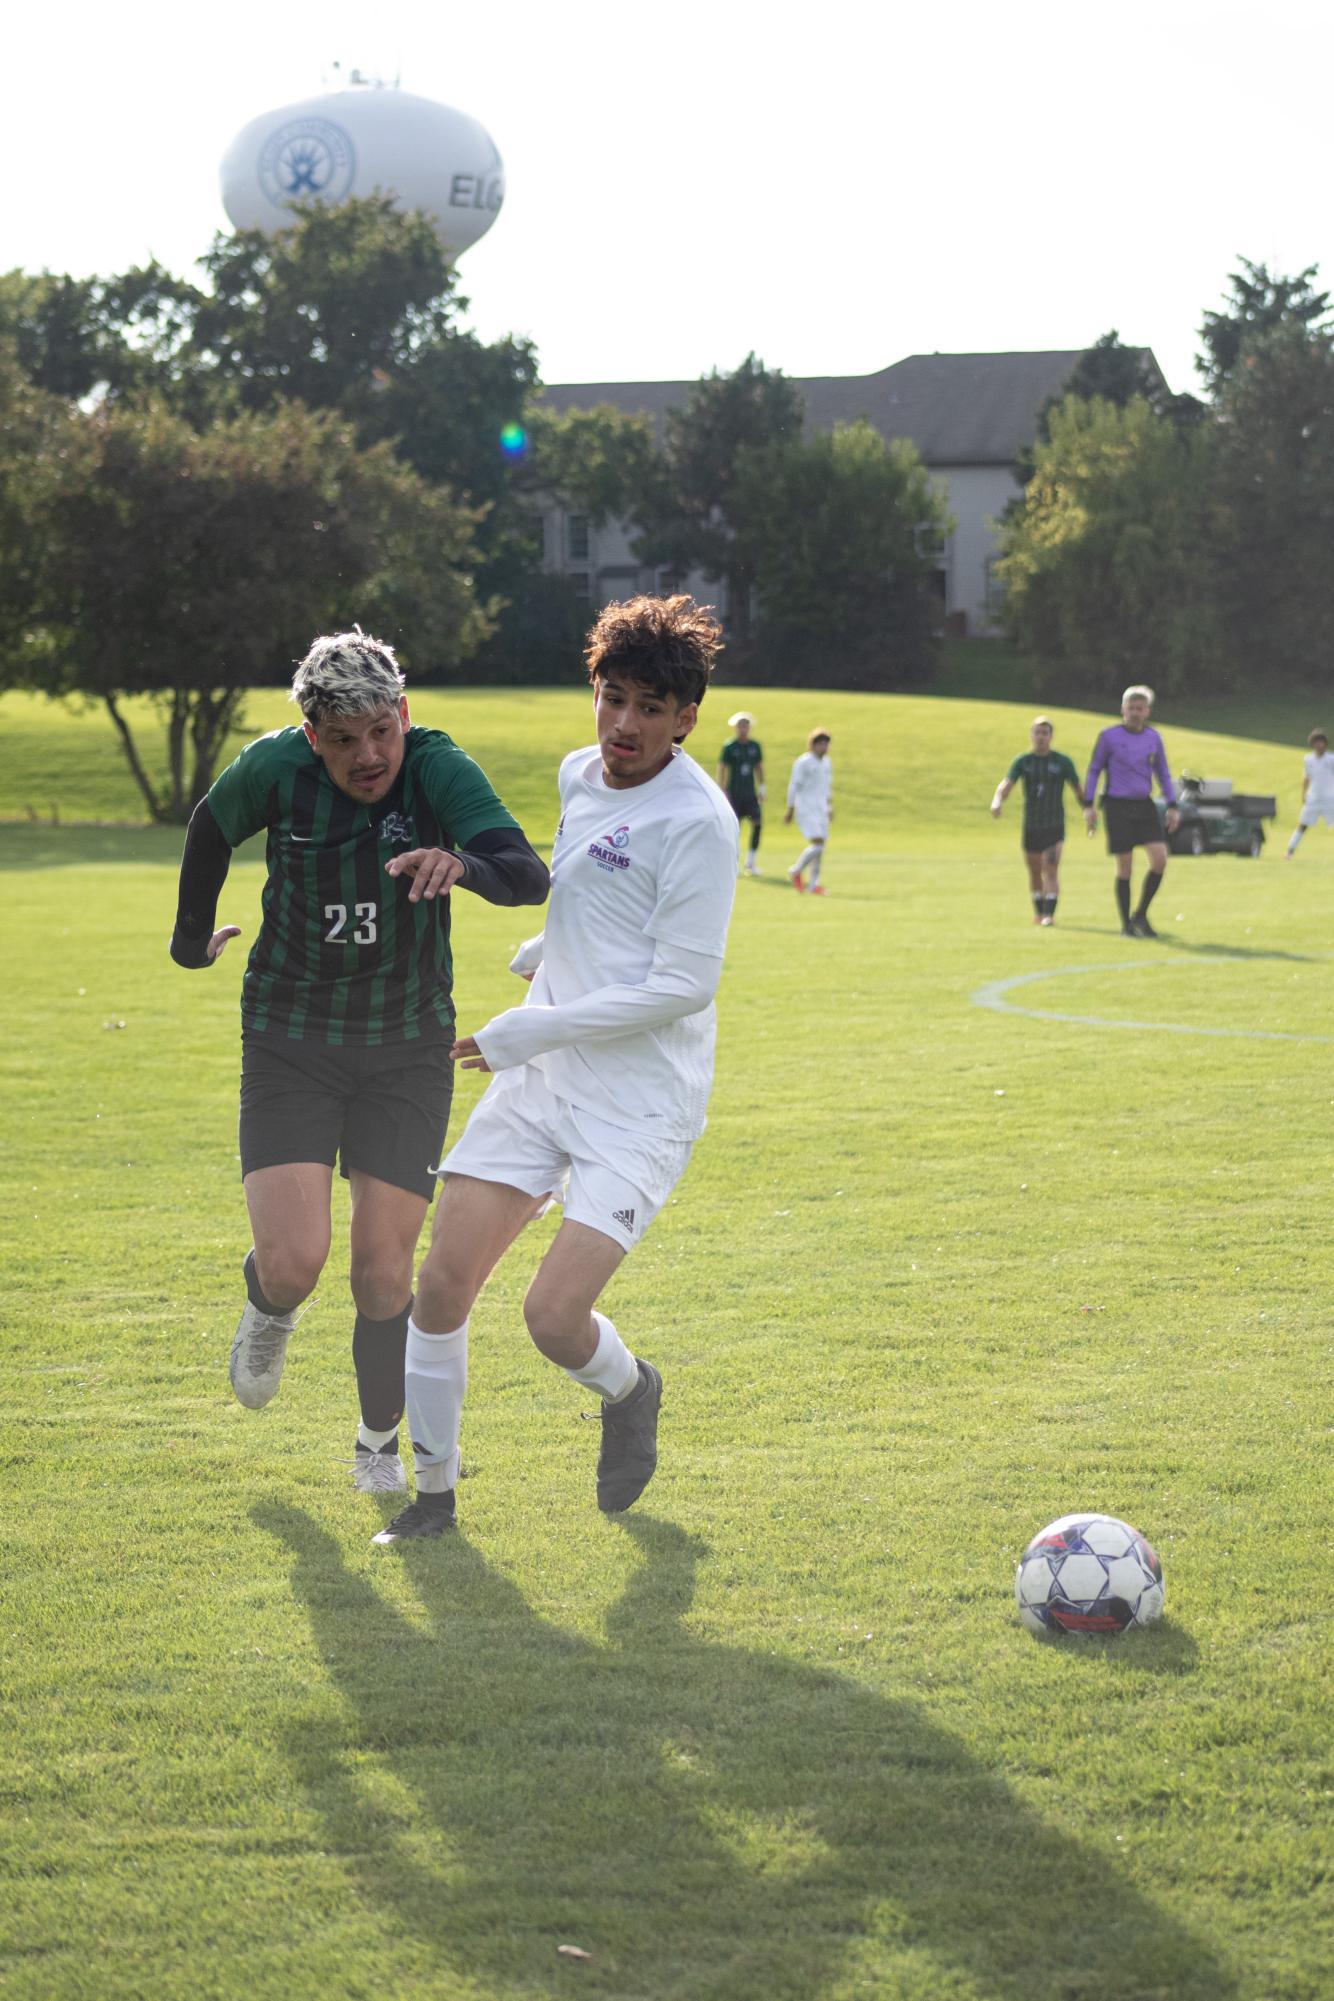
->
xmin=1014 ymin=332 xmax=1199 ymax=488
xmin=5 ymin=395 xmax=487 ymax=821
xmin=733 ymin=421 xmax=951 ymax=689
xmin=464 ymin=400 xmax=662 ymax=684
xmin=1064 ymin=330 xmax=1164 ymax=407
xmin=633 ymin=355 xmax=804 ymax=647
xmin=1197 ymin=258 xmax=1332 ymax=398
xmin=996 ymin=395 xmax=1220 ymax=698
xmin=1211 ymin=320 xmax=1334 ymax=681
xmin=524 ymin=402 xmax=660 ymax=527
xmin=0 ymin=343 xmax=76 ymax=646
xmin=0 ymin=263 xmax=201 ymax=404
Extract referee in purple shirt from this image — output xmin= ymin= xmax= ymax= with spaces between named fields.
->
xmin=1083 ymin=685 xmax=1181 ymax=937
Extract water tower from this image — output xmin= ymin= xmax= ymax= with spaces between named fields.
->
xmin=220 ymin=74 xmax=504 ymax=259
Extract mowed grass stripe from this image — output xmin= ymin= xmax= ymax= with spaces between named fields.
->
xmin=1 ymin=686 xmax=1329 ymax=2000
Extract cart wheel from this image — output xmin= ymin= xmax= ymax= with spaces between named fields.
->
xmin=1188 ymin=826 xmax=1206 ymax=856
xmin=1248 ymin=828 xmax=1263 ymax=857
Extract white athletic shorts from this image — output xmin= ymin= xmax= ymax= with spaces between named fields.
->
xmin=796 ymin=812 xmax=830 ymax=842
xmin=1299 ymin=798 xmax=1334 ymax=827
xmin=437 ymin=1063 xmax=693 ymax=1254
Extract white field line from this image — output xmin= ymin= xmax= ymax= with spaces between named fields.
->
xmin=970 ymin=961 xmax=1334 ymax=1044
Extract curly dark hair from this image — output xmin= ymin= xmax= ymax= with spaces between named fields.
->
xmin=584 ymin=595 xmax=723 ymax=708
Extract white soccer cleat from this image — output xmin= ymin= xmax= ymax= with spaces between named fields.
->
xmin=229 ymin=1299 xmax=300 ymax=1409
xmin=352 ymin=1445 xmax=408 ymax=1494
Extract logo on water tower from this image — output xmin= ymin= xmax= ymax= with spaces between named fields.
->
xmin=258 ymin=119 xmax=357 ymax=207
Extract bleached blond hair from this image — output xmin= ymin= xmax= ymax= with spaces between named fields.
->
xmin=1122 ymin=684 xmax=1155 ymax=708
xmin=290 ymin=630 xmax=405 ymax=725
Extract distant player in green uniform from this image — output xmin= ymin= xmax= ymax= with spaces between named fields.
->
xmin=169 ymin=631 xmax=548 ymax=1491
xmin=716 ymin=710 xmax=766 ymax=875
xmin=990 ymin=717 xmax=1083 ymax=924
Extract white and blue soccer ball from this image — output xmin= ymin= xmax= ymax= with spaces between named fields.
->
xmin=1015 ymin=1513 xmax=1164 ymax=1636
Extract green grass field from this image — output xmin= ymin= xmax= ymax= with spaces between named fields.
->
xmin=2 ymin=681 xmax=1330 ymax=2001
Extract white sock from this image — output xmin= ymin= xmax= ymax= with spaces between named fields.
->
xmin=807 ymin=848 xmax=823 ymax=886
xmin=405 ymin=1317 xmax=468 ymax=1493
xmin=357 ymin=1422 xmax=398 ymax=1451
xmin=564 ymin=1311 xmax=638 ymax=1402
xmin=791 ymin=844 xmax=819 ymax=876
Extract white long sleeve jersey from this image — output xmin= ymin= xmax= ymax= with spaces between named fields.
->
xmin=475 ymin=746 xmax=740 ymax=1140
xmin=787 ymin=751 xmax=833 ymax=830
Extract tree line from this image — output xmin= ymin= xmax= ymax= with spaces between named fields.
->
xmin=0 ymin=202 xmax=948 ymax=820
xmin=996 ymin=261 xmax=1334 ymax=701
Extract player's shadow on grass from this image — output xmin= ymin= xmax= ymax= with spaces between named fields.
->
xmin=1041 ymin=924 xmax=1322 ymax=964
xmin=1156 ymin=937 xmax=1323 ymax=963
xmin=256 ymin=1503 xmax=1233 ymax=2001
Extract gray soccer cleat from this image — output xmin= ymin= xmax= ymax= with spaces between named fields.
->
xmin=229 ymin=1298 xmax=300 ymax=1409
xmin=596 ymin=1360 xmax=663 ymax=1513
xmin=352 ymin=1443 xmax=408 ymax=1494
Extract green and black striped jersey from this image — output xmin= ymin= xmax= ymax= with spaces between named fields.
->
xmin=208 ymin=725 xmax=521 ymax=1046
xmin=1006 ymin=750 xmax=1081 ymax=827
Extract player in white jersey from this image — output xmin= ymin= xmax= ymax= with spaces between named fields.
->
xmin=1284 ymin=729 xmax=1334 ymax=856
xmin=374 ymin=596 xmax=738 ymax=1540
xmin=785 ymin=729 xmax=834 ymax=893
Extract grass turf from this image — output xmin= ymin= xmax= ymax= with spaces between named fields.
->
xmin=1 ymin=682 xmax=1330 ymax=2000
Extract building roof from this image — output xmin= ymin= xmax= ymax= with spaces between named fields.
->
xmin=538 ymin=349 xmax=1162 ymax=466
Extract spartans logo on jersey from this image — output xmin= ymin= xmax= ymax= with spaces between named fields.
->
xmin=588 ymin=825 xmax=632 ymax=873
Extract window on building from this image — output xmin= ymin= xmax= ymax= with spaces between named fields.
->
xmin=567 ymin=514 xmax=590 ymax=563
xmin=568 ymin=570 xmax=592 ymax=601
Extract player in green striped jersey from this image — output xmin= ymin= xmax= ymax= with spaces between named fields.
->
xmin=170 ymin=632 xmax=548 ymax=1489
xmin=990 ymin=717 xmax=1083 ymax=924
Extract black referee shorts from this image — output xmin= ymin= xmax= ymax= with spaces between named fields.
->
xmin=1103 ymin=797 xmax=1165 ymax=854
xmin=239 ymin=1033 xmax=455 ymax=1200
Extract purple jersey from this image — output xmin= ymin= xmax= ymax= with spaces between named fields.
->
xmin=1084 ymin=725 xmax=1176 ymax=807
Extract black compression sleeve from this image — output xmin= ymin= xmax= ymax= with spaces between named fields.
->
xmin=455 ymin=826 xmax=550 ymax=908
xmin=170 ymin=798 xmax=233 ymax=967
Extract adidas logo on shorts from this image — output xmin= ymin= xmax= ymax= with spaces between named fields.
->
xmin=612 ymin=1206 xmax=637 ymax=1233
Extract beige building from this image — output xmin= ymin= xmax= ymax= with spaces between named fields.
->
xmin=538 ymin=349 xmax=1164 ymax=636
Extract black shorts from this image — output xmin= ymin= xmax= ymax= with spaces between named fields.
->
xmin=1103 ymin=797 xmax=1164 ymax=854
xmin=239 ymin=1033 xmax=455 ymax=1200
xmin=729 ymin=796 xmax=761 ymax=824
xmin=1022 ymin=823 xmax=1065 ymax=854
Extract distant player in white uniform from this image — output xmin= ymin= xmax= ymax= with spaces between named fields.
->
xmin=785 ymin=729 xmax=834 ymax=894
xmin=374 ymin=595 xmax=738 ymax=1540
xmin=1284 ymin=729 xmax=1334 ymax=857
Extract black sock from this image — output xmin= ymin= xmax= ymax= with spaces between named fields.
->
xmin=750 ymin=824 xmax=762 ymax=855
xmin=1115 ymin=878 xmax=1131 ymax=925
xmin=1045 ymin=894 xmax=1058 ymax=919
xmin=356 ymin=1432 xmax=399 ymax=1457
xmin=243 ymin=1248 xmax=285 ymax=1317
xmin=1032 ymin=892 xmax=1043 ymax=917
xmin=353 ymin=1301 xmax=411 ymax=1432
xmin=1136 ymin=869 xmax=1164 ymax=916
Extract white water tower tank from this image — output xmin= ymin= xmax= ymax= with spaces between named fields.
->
xmin=220 ymin=84 xmax=504 ymax=258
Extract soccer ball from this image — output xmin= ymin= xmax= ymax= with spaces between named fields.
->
xmin=1015 ymin=1513 xmax=1164 ymax=1636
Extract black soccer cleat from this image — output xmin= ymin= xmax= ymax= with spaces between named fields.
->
xmin=1130 ymin=913 xmax=1160 ymax=939
xmin=371 ymin=1491 xmax=456 ymax=1544
xmin=596 ymin=1360 xmax=663 ymax=1513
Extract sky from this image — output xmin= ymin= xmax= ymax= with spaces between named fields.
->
xmin=8 ymin=1 xmax=1331 ymax=397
